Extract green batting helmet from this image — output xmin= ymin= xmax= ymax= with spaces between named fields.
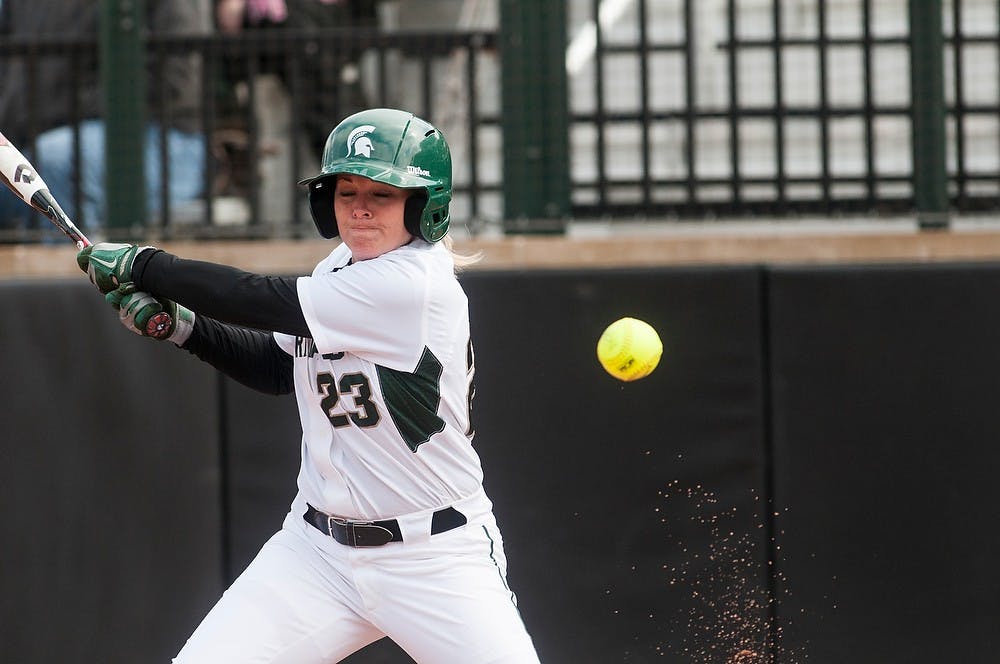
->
xmin=300 ymin=108 xmax=452 ymax=243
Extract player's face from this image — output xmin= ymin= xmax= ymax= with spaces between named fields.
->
xmin=334 ymin=175 xmax=413 ymax=261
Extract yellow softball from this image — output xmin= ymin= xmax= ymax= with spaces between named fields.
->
xmin=596 ymin=317 xmax=663 ymax=382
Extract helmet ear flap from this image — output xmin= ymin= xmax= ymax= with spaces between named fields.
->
xmin=404 ymin=192 xmax=428 ymax=240
xmin=308 ymin=177 xmax=339 ymax=239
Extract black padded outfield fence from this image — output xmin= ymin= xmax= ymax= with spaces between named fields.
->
xmin=2 ymin=263 xmax=999 ymax=662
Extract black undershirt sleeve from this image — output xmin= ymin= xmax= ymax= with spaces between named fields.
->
xmin=131 ymin=248 xmax=310 ymax=394
xmin=182 ymin=316 xmax=294 ymax=395
xmin=132 ymin=249 xmax=311 ymax=337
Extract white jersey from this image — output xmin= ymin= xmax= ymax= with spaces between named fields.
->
xmin=273 ymin=239 xmax=482 ymax=520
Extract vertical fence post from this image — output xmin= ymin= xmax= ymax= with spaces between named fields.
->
xmin=499 ymin=0 xmax=570 ymax=234
xmin=100 ymin=0 xmax=146 ymax=234
xmin=909 ymin=0 xmax=949 ymax=230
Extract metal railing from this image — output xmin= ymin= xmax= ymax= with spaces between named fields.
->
xmin=0 ymin=28 xmax=501 ymax=242
xmin=566 ymin=0 xmax=1000 ymax=223
xmin=1 ymin=2 xmax=998 ymax=242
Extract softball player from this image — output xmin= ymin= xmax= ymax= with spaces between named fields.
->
xmin=79 ymin=108 xmax=541 ymax=663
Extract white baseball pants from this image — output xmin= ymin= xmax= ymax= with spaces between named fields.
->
xmin=172 ymin=494 xmax=540 ymax=663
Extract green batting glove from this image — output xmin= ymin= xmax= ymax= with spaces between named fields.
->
xmin=106 ymin=283 xmax=196 ymax=346
xmin=77 ymin=243 xmax=153 ymax=294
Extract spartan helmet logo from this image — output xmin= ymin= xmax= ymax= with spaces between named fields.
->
xmin=346 ymin=125 xmax=376 ymax=158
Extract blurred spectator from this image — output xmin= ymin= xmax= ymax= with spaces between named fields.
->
xmin=215 ymin=0 xmax=378 ymax=157
xmin=0 ymin=0 xmax=210 ymax=239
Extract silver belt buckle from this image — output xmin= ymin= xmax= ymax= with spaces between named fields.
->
xmin=327 ymin=515 xmax=345 ymax=539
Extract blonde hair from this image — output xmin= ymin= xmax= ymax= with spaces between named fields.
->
xmin=442 ymin=235 xmax=483 ymax=272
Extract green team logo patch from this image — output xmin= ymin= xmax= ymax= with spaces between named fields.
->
xmin=377 ymin=348 xmax=446 ymax=452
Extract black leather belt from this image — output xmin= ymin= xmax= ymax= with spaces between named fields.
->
xmin=304 ymin=503 xmax=468 ymax=547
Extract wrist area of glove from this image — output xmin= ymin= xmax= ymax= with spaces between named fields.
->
xmin=78 ymin=243 xmax=157 ymax=293
xmin=166 ymin=302 xmax=196 ymax=346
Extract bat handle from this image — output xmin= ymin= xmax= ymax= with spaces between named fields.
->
xmin=68 ymin=223 xmax=91 ymax=249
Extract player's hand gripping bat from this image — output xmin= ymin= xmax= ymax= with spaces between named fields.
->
xmin=0 ymin=131 xmax=174 ymax=338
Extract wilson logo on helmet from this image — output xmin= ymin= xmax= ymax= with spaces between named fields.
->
xmin=346 ymin=125 xmax=376 ymax=158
